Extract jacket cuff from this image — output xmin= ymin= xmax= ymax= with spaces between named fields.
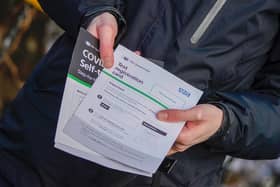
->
xmin=81 ymin=6 xmax=127 ymax=46
xmin=205 ymin=102 xmax=231 ymax=147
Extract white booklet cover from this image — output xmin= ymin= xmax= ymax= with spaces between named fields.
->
xmin=63 ymin=44 xmax=203 ymax=174
xmin=55 ymin=28 xmax=149 ymax=176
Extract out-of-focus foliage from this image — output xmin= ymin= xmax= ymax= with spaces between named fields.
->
xmin=222 ymin=158 xmax=280 ymax=187
xmin=24 ymin=0 xmax=42 ymax=11
xmin=0 ymin=0 xmax=61 ymax=114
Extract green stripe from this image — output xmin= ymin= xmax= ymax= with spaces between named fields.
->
xmin=102 ymin=70 xmax=168 ymax=109
xmin=67 ymin=73 xmax=92 ymax=88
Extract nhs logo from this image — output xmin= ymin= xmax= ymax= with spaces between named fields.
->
xmin=178 ymin=88 xmax=191 ymax=97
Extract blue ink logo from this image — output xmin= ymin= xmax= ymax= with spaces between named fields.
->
xmin=179 ymin=88 xmax=191 ymax=97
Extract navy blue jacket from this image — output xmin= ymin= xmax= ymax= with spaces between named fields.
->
xmin=0 ymin=0 xmax=280 ymax=186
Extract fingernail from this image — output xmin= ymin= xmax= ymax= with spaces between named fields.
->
xmin=103 ymin=57 xmax=113 ymax=68
xmin=157 ymin=112 xmax=168 ymax=121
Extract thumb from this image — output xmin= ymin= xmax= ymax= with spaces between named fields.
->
xmin=88 ymin=13 xmax=118 ymax=68
xmin=98 ymin=23 xmax=117 ymax=68
xmin=157 ymin=107 xmax=204 ymax=122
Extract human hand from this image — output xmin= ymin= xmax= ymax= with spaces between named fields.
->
xmin=87 ymin=12 xmax=118 ymax=68
xmin=156 ymin=104 xmax=223 ymax=156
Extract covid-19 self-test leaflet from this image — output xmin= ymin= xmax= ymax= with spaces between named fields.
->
xmin=64 ymin=44 xmax=203 ymax=175
xmin=54 ymin=28 xmax=149 ymax=176
xmin=55 ymin=28 xmax=103 ymax=152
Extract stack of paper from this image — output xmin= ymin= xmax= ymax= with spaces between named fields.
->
xmin=55 ymin=28 xmax=203 ymax=176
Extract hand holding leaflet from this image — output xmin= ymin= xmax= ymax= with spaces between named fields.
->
xmin=55 ymin=28 xmax=149 ymax=176
xmin=64 ymin=44 xmax=203 ymax=174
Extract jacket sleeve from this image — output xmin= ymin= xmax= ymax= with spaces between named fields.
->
xmin=206 ymin=32 xmax=280 ymax=160
xmin=37 ymin=0 xmax=126 ymax=38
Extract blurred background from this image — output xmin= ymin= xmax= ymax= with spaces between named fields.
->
xmin=0 ymin=1 xmax=279 ymax=186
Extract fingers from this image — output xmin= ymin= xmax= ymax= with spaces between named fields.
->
xmin=87 ymin=13 xmax=142 ymax=68
xmin=167 ymin=124 xmax=208 ymax=156
xmin=161 ymin=104 xmax=224 ymax=156
xmin=157 ymin=107 xmax=204 ymax=122
xmin=168 ymin=143 xmax=189 ymax=154
xmin=135 ymin=51 xmax=141 ymax=56
xmin=176 ymin=122 xmax=208 ymax=145
xmin=87 ymin=12 xmax=118 ymax=68
xmin=167 ymin=140 xmax=192 ymax=156
xmin=98 ymin=24 xmax=116 ymax=68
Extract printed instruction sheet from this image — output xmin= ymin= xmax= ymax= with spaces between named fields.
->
xmin=55 ymin=28 xmax=149 ymax=176
xmin=63 ymin=44 xmax=203 ymax=174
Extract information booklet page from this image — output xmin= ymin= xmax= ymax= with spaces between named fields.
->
xmin=54 ymin=28 xmax=148 ymax=176
xmin=63 ymin=44 xmax=203 ymax=175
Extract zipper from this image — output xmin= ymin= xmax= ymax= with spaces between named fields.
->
xmin=191 ymin=0 xmax=227 ymax=44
